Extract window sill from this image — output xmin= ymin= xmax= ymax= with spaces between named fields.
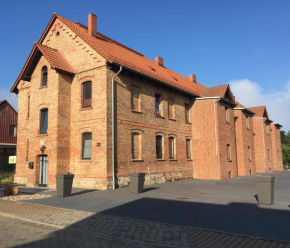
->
xmin=187 ymin=159 xmax=193 ymax=161
xmin=156 ymin=159 xmax=166 ymax=161
xmin=169 ymin=159 xmax=178 ymax=161
xmin=227 ymin=160 xmax=232 ymax=162
xmin=155 ymin=115 xmax=165 ymax=119
xmin=131 ymin=110 xmax=143 ymax=114
xmin=39 ymin=86 xmax=48 ymax=89
xmin=131 ymin=159 xmax=144 ymax=162
xmin=37 ymin=133 xmax=48 ymax=137
xmin=79 ymin=159 xmax=92 ymax=163
xmin=168 ymin=118 xmax=176 ymax=121
xmin=186 ymin=122 xmax=192 ymax=124
xmin=80 ymin=107 xmax=92 ymax=111
xmin=226 ymin=122 xmax=230 ymax=125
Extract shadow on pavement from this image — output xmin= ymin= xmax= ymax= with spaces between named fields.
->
xmin=11 ymin=198 xmax=290 ymax=247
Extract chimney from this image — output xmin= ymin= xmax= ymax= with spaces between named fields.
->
xmin=88 ymin=13 xmax=97 ymax=36
xmin=189 ymin=74 xmax=196 ymax=82
xmin=155 ymin=56 xmax=164 ymax=66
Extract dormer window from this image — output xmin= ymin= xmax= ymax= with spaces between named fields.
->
xmin=41 ymin=66 xmax=48 ymax=87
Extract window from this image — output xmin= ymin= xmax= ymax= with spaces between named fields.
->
xmin=186 ymin=139 xmax=191 ymax=159
xmin=41 ymin=66 xmax=48 ymax=87
xmin=248 ymin=147 xmax=251 ymax=161
xmin=82 ymin=81 xmax=92 ymax=108
xmin=82 ymin=132 xmax=92 ymax=159
xmin=246 ymin=116 xmax=249 ymax=129
xmin=249 ymin=170 xmax=252 ymax=176
xmin=169 ymin=137 xmax=175 ymax=159
xmin=225 ymin=107 xmax=229 ymax=123
xmin=131 ymin=86 xmax=140 ymax=111
xmin=9 ymin=125 xmax=16 ymax=137
xmin=227 ymin=144 xmax=231 ymax=161
xmin=26 ymin=139 xmax=29 ymax=162
xmin=131 ymin=132 xmax=141 ymax=159
xmin=168 ymin=98 xmax=174 ymax=119
xmin=156 ymin=135 xmax=163 ymax=159
xmin=40 ymin=109 xmax=48 ymax=134
xmin=185 ymin=103 xmax=190 ymax=123
xmin=155 ymin=94 xmax=162 ymax=116
xmin=27 ymin=95 xmax=30 ymax=119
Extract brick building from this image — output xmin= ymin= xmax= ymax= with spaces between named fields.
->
xmin=0 ymin=100 xmax=17 ymax=172
xmin=10 ymin=13 xmax=283 ymax=189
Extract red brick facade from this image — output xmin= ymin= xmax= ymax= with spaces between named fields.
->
xmin=11 ymin=13 xmax=283 ymax=189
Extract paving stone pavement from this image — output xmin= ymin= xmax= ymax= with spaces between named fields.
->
xmin=1 ymin=199 xmax=290 ymax=248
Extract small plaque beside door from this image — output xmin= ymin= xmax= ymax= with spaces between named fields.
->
xmin=29 ymin=162 xmax=34 ymax=169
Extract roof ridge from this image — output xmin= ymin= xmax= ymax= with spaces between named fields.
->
xmin=75 ymin=21 xmax=144 ymax=57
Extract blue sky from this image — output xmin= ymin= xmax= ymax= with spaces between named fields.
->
xmin=0 ymin=0 xmax=289 ymax=130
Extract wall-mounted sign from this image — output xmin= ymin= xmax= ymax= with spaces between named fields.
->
xmin=9 ymin=156 xmax=16 ymax=164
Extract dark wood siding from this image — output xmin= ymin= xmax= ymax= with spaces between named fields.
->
xmin=0 ymin=101 xmax=18 ymax=144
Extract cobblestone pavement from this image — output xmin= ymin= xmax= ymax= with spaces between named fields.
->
xmin=0 ymin=216 xmax=152 ymax=248
xmin=1 ymin=200 xmax=290 ymax=248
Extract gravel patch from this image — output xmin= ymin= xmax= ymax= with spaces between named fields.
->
xmin=2 ymin=194 xmax=52 ymax=201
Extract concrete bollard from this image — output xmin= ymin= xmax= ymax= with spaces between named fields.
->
xmin=255 ymin=175 xmax=275 ymax=205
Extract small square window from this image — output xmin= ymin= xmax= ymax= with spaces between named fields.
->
xmin=9 ymin=125 xmax=16 ymax=137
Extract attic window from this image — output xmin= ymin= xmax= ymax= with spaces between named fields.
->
xmin=149 ymin=66 xmax=156 ymax=71
xmin=171 ymin=76 xmax=178 ymax=81
xmin=56 ymin=31 xmax=60 ymax=36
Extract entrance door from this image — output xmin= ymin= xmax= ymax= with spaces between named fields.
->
xmin=39 ymin=155 xmax=48 ymax=186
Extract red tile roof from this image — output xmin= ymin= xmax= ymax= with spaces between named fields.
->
xmin=11 ymin=42 xmax=75 ymax=92
xmin=202 ymin=84 xmax=229 ymax=98
xmin=37 ymin=13 xmax=207 ymax=97
xmin=248 ymin=106 xmax=269 ymax=119
xmin=36 ymin=43 xmax=75 ymax=74
xmin=235 ymin=101 xmax=246 ymax=108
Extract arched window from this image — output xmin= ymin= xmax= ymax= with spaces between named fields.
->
xmin=40 ymin=108 xmax=48 ymax=134
xmin=186 ymin=138 xmax=192 ymax=159
xmin=131 ymin=86 xmax=140 ymax=111
xmin=82 ymin=81 xmax=92 ymax=108
xmin=156 ymin=135 xmax=163 ymax=159
xmin=41 ymin=66 xmax=48 ymax=87
xmin=82 ymin=132 xmax=92 ymax=159
xmin=131 ymin=132 xmax=142 ymax=159
xmin=169 ymin=137 xmax=175 ymax=159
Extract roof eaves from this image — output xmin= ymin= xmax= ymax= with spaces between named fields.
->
xmin=111 ymin=61 xmax=200 ymax=98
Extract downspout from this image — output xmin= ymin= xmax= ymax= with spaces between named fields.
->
xmin=112 ymin=65 xmax=123 ymax=189
xmin=214 ymin=98 xmax=220 ymax=179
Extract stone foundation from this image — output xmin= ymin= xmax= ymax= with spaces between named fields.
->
xmin=117 ymin=171 xmax=193 ymax=188
xmin=72 ymin=177 xmax=109 ymax=190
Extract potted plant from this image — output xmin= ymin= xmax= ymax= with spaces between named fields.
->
xmin=130 ymin=172 xmax=145 ymax=193
xmin=255 ymin=175 xmax=275 ymax=205
xmin=56 ymin=172 xmax=74 ymax=197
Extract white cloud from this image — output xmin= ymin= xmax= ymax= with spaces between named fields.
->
xmin=0 ymin=88 xmax=18 ymax=111
xmin=229 ymin=79 xmax=290 ymax=131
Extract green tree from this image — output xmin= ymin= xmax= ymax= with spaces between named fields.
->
xmin=281 ymin=130 xmax=290 ymax=168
